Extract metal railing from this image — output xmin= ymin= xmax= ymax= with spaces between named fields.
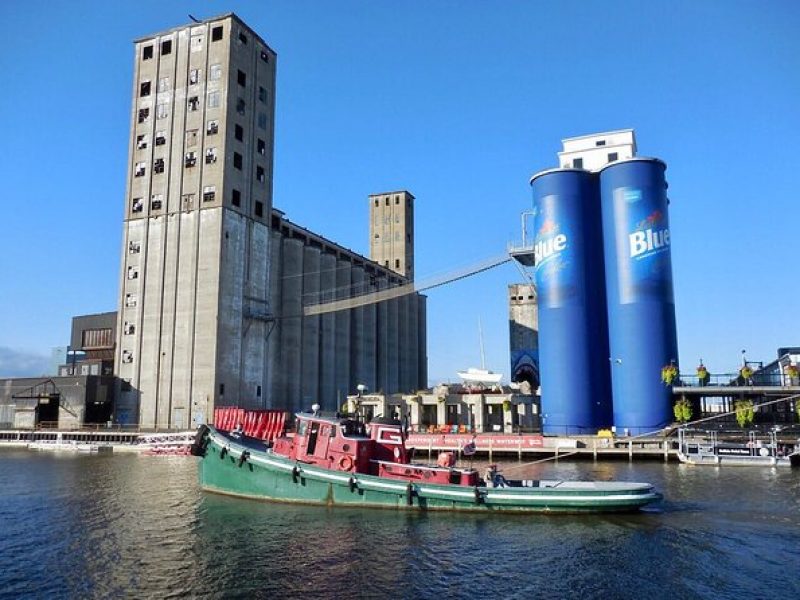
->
xmin=677 ymin=372 xmax=799 ymax=388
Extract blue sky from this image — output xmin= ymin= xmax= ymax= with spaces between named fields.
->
xmin=0 ymin=0 xmax=798 ymax=382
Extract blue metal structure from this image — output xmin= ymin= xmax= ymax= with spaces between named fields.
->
xmin=530 ymin=169 xmax=613 ymax=434
xmin=599 ymin=158 xmax=678 ymax=434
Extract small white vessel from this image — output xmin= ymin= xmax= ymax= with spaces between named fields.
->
xmin=677 ymin=429 xmax=799 ymax=468
xmin=457 ymin=318 xmax=503 ymax=386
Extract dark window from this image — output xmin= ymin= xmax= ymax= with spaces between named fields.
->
xmin=374 ymin=199 xmax=378 ymax=207
xmin=257 ymin=138 xmax=266 ymax=155
xmin=136 ymin=134 xmax=147 ymax=149
xmin=151 ymin=197 xmax=163 ymax=210
xmin=237 ymin=70 xmax=246 ymax=86
xmin=238 ymin=31 xmax=248 ymax=45
xmin=573 ymin=158 xmax=584 ymax=168
xmin=395 ymin=259 xmax=400 ymax=268
xmin=154 ymin=158 xmax=165 ymax=173
xmin=137 ymin=108 xmax=150 ymax=123
xmin=219 ymin=383 xmax=225 ymax=396
xmin=260 ymin=50 xmax=269 ymax=63
xmin=236 ymin=98 xmax=246 ymax=115
xmin=207 ymin=120 xmax=219 ymax=135
xmin=608 ymin=152 xmax=619 ymax=162
xmin=255 ymin=201 xmax=263 ymax=217
xmin=235 ymin=124 xmax=244 ymax=141
xmin=161 ymin=39 xmax=172 ymax=55
xmin=188 ymin=96 xmax=199 ymax=111
xmin=233 ymin=152 xmax=243 ymax=169
xmin=385 ymin=198 xmax=389 ymax=206
xmin=140 ymin=81 xmax=151 ymax=97
xmin=132 ymin=198 xmax=143 ymax=213
xmin=184 ymin=152 xmax=197 ymax=167
xmin=256 ymin=165 xmax=265 ymax=182
xmin=395 ymin=197 xmax=399 ymax=204
xmin=257 ymin=385 xmax=261 ymax=397
xmin=212 ymin=26 xmax=223 ymax=41
xmin=258 ymin=86 xmax=267 ymax=103
xmin=203 ymin=186 xmax=216 ymax=202
xmin=155 ymin=132 xmax=166 ymax=146
xmin=142 ymin=45 xmax=153 ymax=60
xmin=232 ymin=189 xmax=241 ymax=207
xmin=595 ymin=140 xmax=606 ymax=146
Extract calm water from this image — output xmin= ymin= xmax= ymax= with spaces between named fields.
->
xmin=1 ymin=450 xmax=799 ymax=600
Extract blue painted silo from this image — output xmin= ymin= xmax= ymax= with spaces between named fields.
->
xmin=599 ymin=158 xmax=678 ymax=435
xmin=530 ymin=169 xmax=613 ymax=434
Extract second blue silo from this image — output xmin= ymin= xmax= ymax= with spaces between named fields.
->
xmin=599 ymin=159 xmax=679 ymax=435
xmin=530 ymin=169 xmax=613 ymax=434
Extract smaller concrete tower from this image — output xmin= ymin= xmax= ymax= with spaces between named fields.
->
xmin=369 ymin=191 xmax=415 ymax=280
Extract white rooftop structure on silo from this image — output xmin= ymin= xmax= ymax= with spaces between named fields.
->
xmin=558 ymin=129 xmax=637 ymax=171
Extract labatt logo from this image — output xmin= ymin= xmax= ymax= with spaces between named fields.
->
xmin=629 ymin=210 xmax=670 ymax=258
xmin=535 ymin=218 xmax=567 ymax=264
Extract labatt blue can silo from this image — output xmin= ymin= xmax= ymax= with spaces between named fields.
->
xmin=599 ymin=158 xmax=678 ymax=434
xmin=530 ymin=169 xmax=612 ymax=434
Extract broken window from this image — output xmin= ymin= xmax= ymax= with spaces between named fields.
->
xmin=122 ymin=350 xmax=133 ymax=363
xmin=206 ymin=119 xmax=219 ymax=135
xmin=185 ymin=152 xmax=197 ymax=167
xmin=134 ymin=162 xmax=146 ymax=177
xmin=140 ymin=81 xmax=151 ymax=97
xmin=157 ymin=102 xmax=168 ymax=119
xmin=131 ymin=197 xmax=143 ymax=213
xmin=153 ymin=158 xmax=165 ymax=173
xmin=233 ymin=152 xmax=242 ymax=169
xmin=235 ymin=124 xmax=243 ymax=141
xmin=209 ymin=64 xmax=222 ymax=80
xmin=256 ymin=165 xmax=265 ymax=183
xmin=237 ymin=70 xmax=246 ymax=86
xmin=188 ymin=96 xmax=199 ymax=111
xmin=203 ymin=185 xmax=216 ymax=202
xmin=232 ymin=189 xmax=241 ymax=207
xmin=161 ymin=39 xmax=172 ymax=55
xmin=255 ymin=201 xmax=264 ymax=217
xmin=212 ymin=26 xmax=223 ymax=42
xmin=238 ymin=31 xmax=248 ymax=45
xmin=258 ymin=86 xmax=267 ymax=103
xmin=257 ymin=112 xmax=267 ymax=129
xmin=125 ymin=294 xmax=138 ymax=307
xmin=137 ymin=108 xmax=150 ymax=123
xmin=155 ymin=131 xmax=166 ymax=146
xmin=236 ymin=98 xmax=245 ymax=115
xmin=128 ymin=241 xmax=141 ymax=254
xmin=127 ymin=266 xmax=139 ymax=279
xmin=136 ymin=134 xmax=147 ymax=150
xmin=189 ymin=69 xmax=199 ymax=85
xmin=158 ymin=77 xmax=169 ymax=92
xmin=151 ymin=193 xmax=163 ymax=210
xmin=208 ymin=91 xmax=220 ymax=108
xmin=123 ymin=322 xmax=135 ymax=335
xmin=142 ymin=45 xmax=153 ymax=60
xmin=205 ymin=147 xmax=217 ymax=164
xmin=257 ymin=138 xmax=266 ymax=155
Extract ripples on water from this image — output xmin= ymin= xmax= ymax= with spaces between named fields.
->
xmin=1 ymin=450 xmax=798 ymax=599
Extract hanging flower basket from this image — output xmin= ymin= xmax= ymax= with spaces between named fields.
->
xmin=502 ymin=400 xmax=512 ymax=411
xmin=437 ymin=396 xmax=446 ymax=404
xmin=739 ymin=366 xmax=753 ymax=381
xmin=696 ymin=365 xmax=710 ymax=385
xmin=661 ymin=364 xmax=678 ymax=386
xmin=786 ymin=364 xmax=799 ymax=383
xmin=673 ymin=398 xmax=693 ymax=423
xmin=734 ymin=399 xmax=755 ymax=428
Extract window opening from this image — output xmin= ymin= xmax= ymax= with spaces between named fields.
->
xmin=124 ymin=322 xmax=135 ymax=335
xmin=255 ymin=201 xmax=264 ymax=217
xmin=128 ymin=241 xmax=141 ymax=254
xmin=134 ymin=162 xmax=146 ymax=177
xmin=258 ymin=86 xmax=267 ymax=103
xmin=212 ymin=26 xmax=223 ymax=41
xmin=161 ymin=39 xmax=172 ymax=55
xmin=137 ymin=108 xmax=150 ymax=123
xmin=257 ymin=138 xmax=266 ymax=155
xmin=188 ymin=96 xmax=199 ymax=111
xmin=256 ymin=166 xmax=265 ymax=182
xmin=136 ymin=134 xmax=147 ymax=150
xmin=142 ymin=45 xmax=153 ymax=60
xmin=573 ymin=158 xmax=584 ymax=168
xmin=157 ymin=102 xmax=168 ymax=119
xmin=608 ymin=152 xmax=619 ymax=162
xmin=185 ymin=151 xmax=197 ymax=167
xmin=235 ymin=124 xmax=243 ymax=141
xmin=155 ymin=131 xmax=166 ymax=146
xmin=140 ymin=81 xmax=151 ymax=97
xmin=233 ymin=152 xmax=243 ymax=169
xmin=205 ymin=147 xmax=217 ymax=164
xmin=153 ymin=158 xmax=165 ymax=173
xmin=232 ymin=189 xmax=241 ymax=207
xmin=236 ymin=98 xmax=246 ymax=115
xmin=189 ymin=69 xmax=199 ymax=85
xmin=131 ymin=198 xmax=143 ymax=213
xmin=203 ymin=186 xmax=216 ymax=202
xmin=207 ymin=120 xmax=219 ymax=135
xmin=151 ymin=194 xmax=163 ymax=210
xmin=260 ymin=50 xmax=269 ymax=62
xmin=237 ymin=70 xmax=246 ymax=86
xmin=125 ymin=294 xmax=138 ymax=307
xmin=238 ymin=31 xmax=248 ymax=45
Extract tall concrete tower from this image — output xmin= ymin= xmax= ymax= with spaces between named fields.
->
xmin=369 ymin=191 xmax=415 ymax=280
xmin=114 ymin=14 xmax=277 ymax=428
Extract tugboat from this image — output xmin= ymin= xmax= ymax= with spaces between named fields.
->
xmin=192 ymin=410 xmax=662 ymax=513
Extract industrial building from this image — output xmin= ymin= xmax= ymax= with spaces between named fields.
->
xmin=115 ymin=14 xmax=427 ymax=429
xmin=508 ymin=283 xmax=539 ymax=390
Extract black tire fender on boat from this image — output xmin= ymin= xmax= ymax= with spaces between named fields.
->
xmin=349 ymin=476 xmax=357 ymax=493
xmin=190 ymin=425 xmax=210 ymax=457
xmin=220 ymin=447 xmax=228 ymax=460
xmin=292 ymin=465 xmax=300 ymax=484
xmin=474 ymin=486 xmax=483 ymax=505
xmin=406 ymin=482 xmax=414 ymax=506
xmin=237 ymin=450 xmax=250 ymax=468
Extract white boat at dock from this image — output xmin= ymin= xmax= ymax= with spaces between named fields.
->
xmin=676 ymin=429 xmax=800 ymax=468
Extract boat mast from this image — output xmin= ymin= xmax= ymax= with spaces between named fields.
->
xmin=479 ymin=317 xmax=486 ymax=370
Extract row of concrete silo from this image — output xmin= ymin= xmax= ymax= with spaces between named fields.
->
xmin=530 ymin=158 xmax=678 ymax=435
xmin=266 ymin=232 xmax=427 ymax=414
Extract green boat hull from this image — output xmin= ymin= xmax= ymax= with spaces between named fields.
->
xmin=198 ymin=429 xmax=661 ymax=513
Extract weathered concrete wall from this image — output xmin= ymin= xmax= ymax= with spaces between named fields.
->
xmin=280 ymin=238 xmax=304 ymax=413
xmin=318 ymin=252 xmax=336 ymax=410
xmin=333 ymin=258 xmax=351 ymax=408
xmin=300 ymin=246 xmax=321 ymax=409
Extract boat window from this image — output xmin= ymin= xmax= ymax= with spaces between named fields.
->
xmin=297 ymin=420 xmax=308 ymax=437
xmin=307 ymin=422 xmax=319 ymax=454
xmin=329 ymin=425 xmax=337 ymax=437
